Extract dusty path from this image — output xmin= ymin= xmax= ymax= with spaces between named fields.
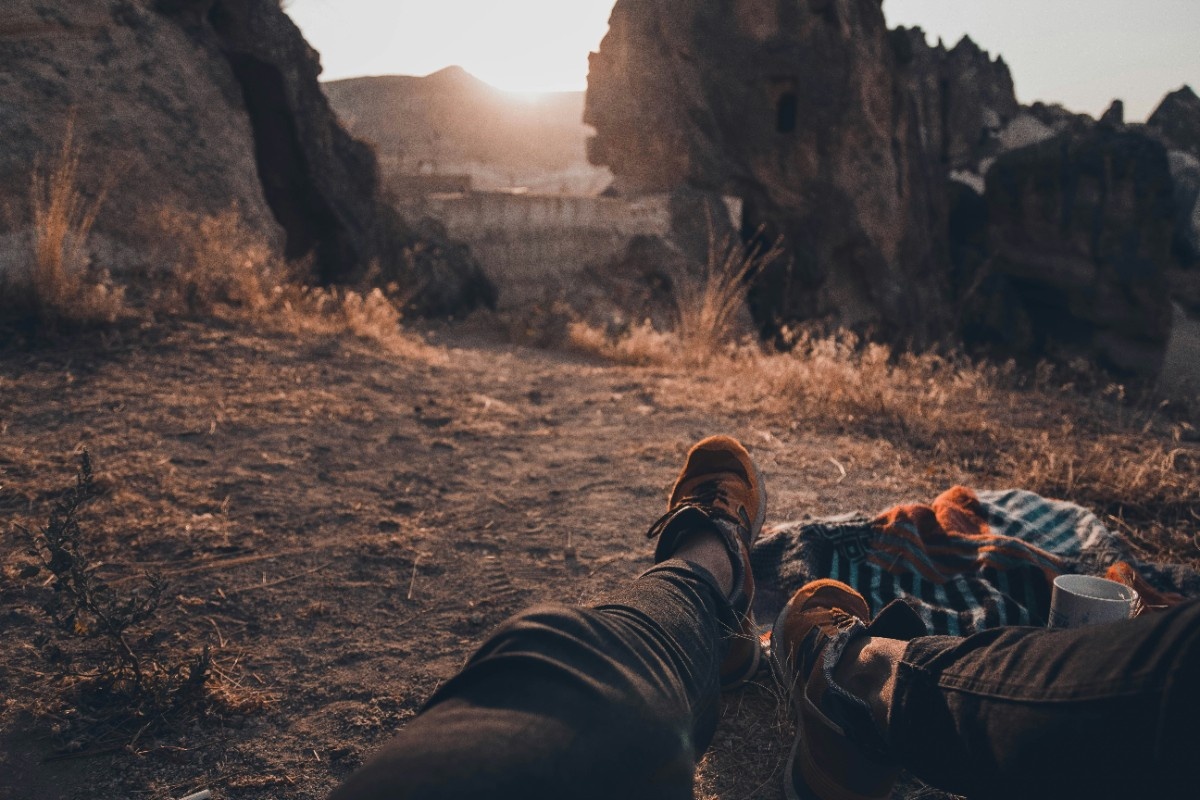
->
xmin=1 ymin=321 xmax=973 ymax=799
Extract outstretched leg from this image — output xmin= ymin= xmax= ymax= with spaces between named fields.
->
xmin=330 ymin=436 xmax=766 ymax=800
xmin=773 ymin=580 xmax=1200 ymax=800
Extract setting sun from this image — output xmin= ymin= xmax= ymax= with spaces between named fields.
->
xmin=287 ymin=0 xmax=615 ymax=94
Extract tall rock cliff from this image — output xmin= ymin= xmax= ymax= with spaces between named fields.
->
xmin=0 ymin=0 xmax=494 ymax=315
xmin=585 ymin=0 xmax=1016 ymax=341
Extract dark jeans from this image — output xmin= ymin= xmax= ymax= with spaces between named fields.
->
xmin=893 ymin=598 xmax=1200 ymax=798
xmin=331 ymin=561 xmax=1200 ymax=799
xmin=330 ymin=560 xmax=736 ymax=800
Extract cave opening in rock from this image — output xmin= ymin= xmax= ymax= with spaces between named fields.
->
xmin=777 ymin=92 xmax=799 ymax=134
xmin=223 ymin=52 xmax=345 ymax=284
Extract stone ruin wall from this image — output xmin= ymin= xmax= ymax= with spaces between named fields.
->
xmin=404 ymin=192 xmax=741 ymax=307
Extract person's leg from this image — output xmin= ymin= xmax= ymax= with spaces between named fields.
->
xmin=774 ymin=580 xmax=1200 ymax=800
xmin=890 ymin=597 xmax=1200 ymax=799
xmin=329 ymin=560 xmax=731 ymax=800
xmin=330 ymin=436 xmax=766 ymax=800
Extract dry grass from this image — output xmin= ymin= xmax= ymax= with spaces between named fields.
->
xmin=2 ymin=120 xmax=126 ymax=328
xmin=146 ymin=207 xmax=282 ymax=317
xmin=143 ymin=207 xmax=442 ymax=358
xmin=1 ymin=124 xmax=429 ymax=356
xmin=574 ymin=321 xmax=1200 ymax=564
xmin=17 ymin=202 xmax=438 ymax=359
xmin=568 ymin=230 xmax=782 ymax=367
xmin=673 ymin=230 xmax=783 ymax=358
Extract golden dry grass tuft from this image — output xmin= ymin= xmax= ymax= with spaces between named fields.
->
xmin=568 ymin=230 xmax=783 ymax=367
xmin=148 ymin=207 xmax=281 ymax=317
xmin=672 ymin=231 xmax=783 ymax=359
xmin=2 ymin=121 xmax=126 ymax=328
xmin=577 ymin=319 xmax=1199 ymax=562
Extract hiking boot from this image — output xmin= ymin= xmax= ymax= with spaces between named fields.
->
xmin=771 ymin=579 xmax=899 ymax=800
xmin=646 ymin=435 xmax=767 ymax=690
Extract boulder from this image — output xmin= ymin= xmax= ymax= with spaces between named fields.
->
xmin=0 ymin=0 xmax=493 ymax=315
xmin=969 ymin=128 xmax=1180 ymax=373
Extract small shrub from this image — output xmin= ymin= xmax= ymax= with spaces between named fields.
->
xmin=147 ymin=206 xmax=280 ymax=316
xmin=567 ymin=319 xmax=678 ymax=365
xmin=17 ymin=452 xmax=210 ymax=728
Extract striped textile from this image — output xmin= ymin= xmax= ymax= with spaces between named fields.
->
xmin=750 ymin=486 xmax=1198 ymax=636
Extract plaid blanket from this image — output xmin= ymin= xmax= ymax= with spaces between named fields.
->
xmin=750 ymin=486 xmax=1199 ymax=636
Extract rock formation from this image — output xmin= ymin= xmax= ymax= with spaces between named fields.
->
xmin=0 ymin=0 xmax=494 ymax=315
xmin=1148 ymin=85 xmax=1200 ymax=157
xmin=895 ymin=29 xmax=1019 ymax=172
xmin=1100 ymin=100 xmax=1125 ymax=127
xmin=585 ymin=0 xmax=1018 ymax=342
xmin=965 ymin=128 xmax=1180 ymax=372
xmin=584 ymin=0 xmax=1200 ymax=381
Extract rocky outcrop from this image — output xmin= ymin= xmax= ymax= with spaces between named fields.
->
xmin=0 ymin=0 xmax=493 ymax=315
xmin=584 ymin=1 xmax=1196 ymax=381
xmin=965 ymin=128 xmax=1180 ymax=372
xmin=894 ymin=29 xmax=1019 ymax=172
xmin=1148 ymin=85 xmax=1200 ymax=157
xmin=585 ymin=0 xmax=1021 ymax=342
xmin=1100 ymin=100 xmax=1125 ymax=127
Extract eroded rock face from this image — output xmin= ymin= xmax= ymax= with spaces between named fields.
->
xmin=0 ymin=0 xmax=493 ymax=315
xmin=0 ymin=0 xmax=277 ymax=256
xmin=969 ymin=128 xmax=1180 ymax=372
xmin=895 ymin=29 xmax=1019 ymax=172
xmin=585 ymin=0 xmax=1018 ymax=341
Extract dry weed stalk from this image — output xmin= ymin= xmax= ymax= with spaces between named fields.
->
xmin=17 ymin=452 xmax=211 ymax=726
xmin=31 ymin=121 xmax=101 ymax=309
xmin=11 ymin=119 xmax=125 ymax=327
xmin=673 ymin=227 xmax=783 ymax=360
xmin=568 ymin=227 xmax=782 ymax=365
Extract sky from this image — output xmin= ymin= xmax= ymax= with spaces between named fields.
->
xmin=288 ymin=0 xmax=1199 ymax=121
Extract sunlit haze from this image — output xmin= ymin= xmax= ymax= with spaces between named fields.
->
xmin=289 ymin=0 xmax=1198 ymax=119
xmin=287 ymin=0 xmax=615 ymax=94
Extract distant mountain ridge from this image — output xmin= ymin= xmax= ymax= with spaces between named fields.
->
xmin=322 ymin=66 xmax=609 ymax=194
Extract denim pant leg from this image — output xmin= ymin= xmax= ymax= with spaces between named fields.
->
xmin=329 ymin=559 xmax=735 ymax=800
xmin=890 ymin=598 xmax=1200 ymax=799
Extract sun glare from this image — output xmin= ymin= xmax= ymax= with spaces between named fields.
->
xmin=287 ymin=0 xmax=616 ymax=94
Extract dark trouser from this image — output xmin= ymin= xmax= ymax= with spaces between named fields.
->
xmin=331 ymin=560 xmax=1200 ymax=800
xmin=330 ymin=560 xmax=737 ymax=800
xmin=892 ymin=597 xmax=1200 ymax=799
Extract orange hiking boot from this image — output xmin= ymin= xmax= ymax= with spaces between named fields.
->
xmin=771 ymin=579 xmax=901 ymax=800
xmin=646 ymin=435 xmax=767 ymax=690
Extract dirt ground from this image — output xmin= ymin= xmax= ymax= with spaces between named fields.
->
xmin=0 ymin=317 xmax=1186 ymax=799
